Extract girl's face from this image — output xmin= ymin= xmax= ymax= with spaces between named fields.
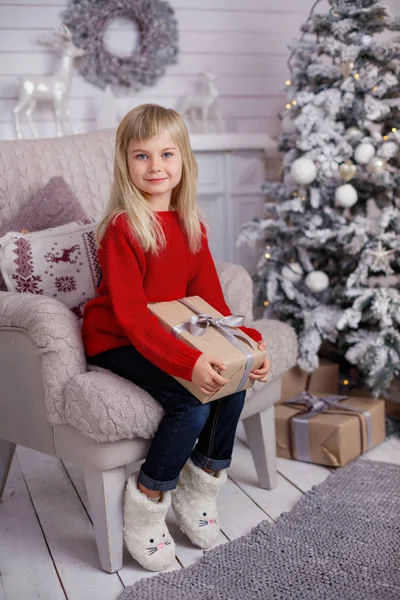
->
xmin=127 ymin=130 xmax=183 ymax=209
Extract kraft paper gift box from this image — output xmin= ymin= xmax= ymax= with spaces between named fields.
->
xmin=347 ymin=380 xmax=400 ymax=422
xmin=278 ymin=359 xmax=339 ymax=404
xmin=275 ymin=392 xmax=385 ymax=467
xmin=148 ymin=296 xmax=267 ymax=404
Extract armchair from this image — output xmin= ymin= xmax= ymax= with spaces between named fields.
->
xmin=0 ymin=130 xmax=298 ymax=573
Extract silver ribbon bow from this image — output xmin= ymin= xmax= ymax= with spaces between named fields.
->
xmin=171 ymin=298 xmax=256 ymax=393
xmin=283 ymin=391 xmax=373 ymax=463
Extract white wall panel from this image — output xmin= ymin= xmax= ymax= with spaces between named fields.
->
xmin=0 ymin=0 xmax=315 ymax=140
xmin=0 ymin=0 xmax=397 ymax=141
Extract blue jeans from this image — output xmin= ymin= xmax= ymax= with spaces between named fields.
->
xmin=86 ymin=345 xmax=246 ymax=492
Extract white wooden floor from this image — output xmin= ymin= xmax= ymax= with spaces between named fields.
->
xmin=1 ymin=425 xmax=399 ymax=600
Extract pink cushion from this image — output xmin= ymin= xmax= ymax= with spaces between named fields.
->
xmin=0 ymin=177 xmax=88 ymax=291
xmin=0 ymin=220 xmax=99 ymax=322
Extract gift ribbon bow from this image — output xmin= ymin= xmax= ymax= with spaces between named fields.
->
xmin=283 ymin=391 xmax=373 ymax=463
xmin=171 ymin=298 xmax=256 ymax=393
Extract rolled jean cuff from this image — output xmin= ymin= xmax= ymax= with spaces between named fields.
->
xmin=190 ymin=448 xmax=231 ymax=471
xmin=138 ymin=468 xmax=179 ymax=492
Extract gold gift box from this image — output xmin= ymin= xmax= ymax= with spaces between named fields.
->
xmin=148 ymin=296 xmax=266 ymax=404
xmin=275 ymin=394 xmax=385 ymax=467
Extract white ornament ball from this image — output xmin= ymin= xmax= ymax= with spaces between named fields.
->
xmin=354 ymin=142 xmax=375 ymax=165
xmin=367 ymin=156 xmax=386 ymax=174
xmin=346 ymin=127 xmax=363 ymax=139
xmin=282 ymin=262 xmax=303 ymax=283
xmin=361 ymin=34 xmax=372 ymax=46
xmin=290 ymin=157 xmax=317 ymax=185
xmin=335 ymin=184 xmax=358 ymax=208
xmin=379 ymin=141 xmax=398 ymax=160
xmin=305 ymin=271 xmax=329 ymax=293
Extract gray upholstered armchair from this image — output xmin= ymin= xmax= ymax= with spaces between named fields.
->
xmin=0 ymin=130 xmax=298 ymax=573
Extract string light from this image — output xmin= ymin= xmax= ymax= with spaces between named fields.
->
xmin=372 ymin=86 xmax=378 ymax=92
xmin=265 ymin=253 xmax=271 ymax=259
xmin=285 ymin=103 xmax=291 ymax=109
xmin=285 ymin=80 xmax=291 ymax=86
xmin=354 ymin=73 xmax=360 ymax=80
xmin=301 ymin=196 xmax=306 ymax=201
xmin=264 ymin=301 xmax=269 ymax=306
xmin=266 ymin=245 xmax=271 ymax=249
xmin=383 ymin=135 xmax=389 ymax=140
xmin=392 ymin=127 xmax=397 ymax=133
xmin=292 ymin=100 xmax=297 ymax=106
xmin=293 ymin=192 xmax=298 ymax=197
xmin=343 ymin=379 xmax=349 ymax=386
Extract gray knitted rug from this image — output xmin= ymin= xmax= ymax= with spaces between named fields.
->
xmin=119 ymin=459 xmax=400 ymax=600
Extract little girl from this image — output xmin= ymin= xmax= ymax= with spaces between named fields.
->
xmin=82 ymin=104 xmax=270 ymax=572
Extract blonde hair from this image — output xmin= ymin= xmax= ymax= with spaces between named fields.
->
xmin=96 ymin=103 xmax=207 ymax=254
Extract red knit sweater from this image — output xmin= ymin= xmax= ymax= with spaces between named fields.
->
xmin=81 ymin=211 xmax=262 ymax=382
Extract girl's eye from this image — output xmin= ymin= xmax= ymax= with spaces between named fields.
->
xmin=136 ymin=154 xmax=147 ymax=160
xmin=162 ymin=152 xmax=173 ymax=158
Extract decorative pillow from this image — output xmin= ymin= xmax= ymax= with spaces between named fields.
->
xmin=0 ymin=220 xmax=99 ymax=320
xmin=0 ymin=176 xmax=89 ymax=291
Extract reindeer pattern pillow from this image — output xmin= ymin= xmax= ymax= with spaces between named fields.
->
xmin=0 ymin=220 xmax=99 ymax=320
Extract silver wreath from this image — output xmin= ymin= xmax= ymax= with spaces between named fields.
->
xmin=62 ymin=0 xmax=179 ymax=91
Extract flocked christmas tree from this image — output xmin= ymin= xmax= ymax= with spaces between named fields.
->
xmin=237 ymin=0 xmax=400 ymax=397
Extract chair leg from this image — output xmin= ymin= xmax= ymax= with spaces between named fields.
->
xmin=242 ymin=404 xmax=278 ymax=490
xmin=83 ymin=465 xmax=126 ymax=573
xmin=0 ymin=439 xmax=16 ymax=499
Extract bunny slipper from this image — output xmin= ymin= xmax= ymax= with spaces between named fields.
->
xmin=124 ymin=476 xmax=176 ymax=571
xmin=172 ymin=459 xmax=227 ymax=549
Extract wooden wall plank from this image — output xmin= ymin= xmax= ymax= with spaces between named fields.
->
xmin=0 ymin=52 xmax=290 ymax=77
xmin=0 ymin=73 xmax=287 ymax=98
xmin=0 ymin=29 xmax=291 ymax=54
xmin=0 ymin=95 xmax=286 ymax=121
xmin=0 ymin=0 xmax=305 ymax=10
xmin=1 ymin=6 xmax=308 ymax=32
xmin=0 ymin=116 xmax=280 ymax=140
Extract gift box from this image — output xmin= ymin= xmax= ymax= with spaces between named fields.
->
xmin=384 ymin=399 xmax=400 ymax=421
xmin=278 ymin=359 xmax=339 ymax=404
xmin=275 ymin=392 xmax=385 ymax=467
xmin=346 ymin=379 xmax=400 ymax=422
xmin=148 ymin=296 xmax=266 ymax=403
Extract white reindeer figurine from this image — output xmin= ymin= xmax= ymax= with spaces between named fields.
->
xmin=13 ymin=25 xmax=85 ymax=139
xmin=178 ymin=72 xmax=224 ymax=133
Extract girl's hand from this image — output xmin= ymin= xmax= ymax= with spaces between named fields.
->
xmin=192 ymin=354 xmax=229 ymax=395
xmin=249 ymin=341 xmax=271 ymax=383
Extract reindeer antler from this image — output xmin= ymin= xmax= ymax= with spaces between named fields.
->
xmin=36 ymin=25 xmax=72 ymax=49
xmin=61 ymin=25 xmax=72 ymax=41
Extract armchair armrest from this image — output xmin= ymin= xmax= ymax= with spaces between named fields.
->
xmin=247 ymin=318 xmax=298 ymax=383
xmin=215 ymin=261 xmax=254 ymax=322
xmin=0 ymin=291 xmax=87 ymax=424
